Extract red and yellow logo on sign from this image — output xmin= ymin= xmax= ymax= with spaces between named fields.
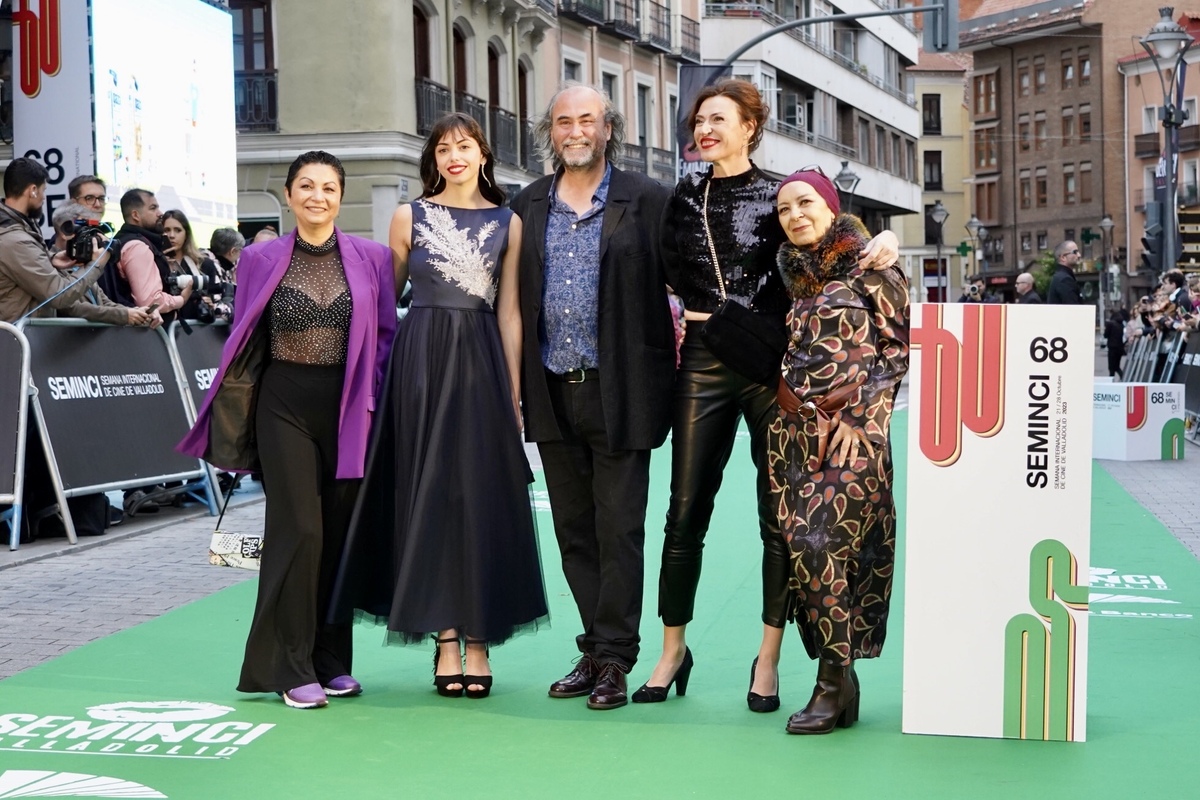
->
xmin=911 ymin=305 xmax=1007 ymax=466
xmin=13 ymin=0 xmax=61 ymax=99
xmin=1125 ymin=385 xmax=1148 ymax=431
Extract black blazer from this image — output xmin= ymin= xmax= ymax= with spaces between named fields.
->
xmin=511 ymin=166 xmax=676 ymax=451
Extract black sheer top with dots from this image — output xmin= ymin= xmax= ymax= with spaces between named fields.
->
xmin=267 ymin=235 xmax=352 ymax=365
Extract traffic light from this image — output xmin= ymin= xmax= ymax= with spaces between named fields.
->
xmin=923 ymin=0 xmax=959 ymax=53
xmin=1142 ymin=201 xmax=1163 ymax=273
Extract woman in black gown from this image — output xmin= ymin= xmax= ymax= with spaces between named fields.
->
xmin=331 ymin=114 xmax=548 ymax=699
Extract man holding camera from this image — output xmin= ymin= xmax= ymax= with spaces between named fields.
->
xmin=0 ymin=159 xmax=115 ymax=324
xmin=100 ymin=189 xmax=192 ymax=321
xmin=49 ymin=201 xmax=161 ymax=328
xmin=957 ymin=274 xmax=989 ymax=303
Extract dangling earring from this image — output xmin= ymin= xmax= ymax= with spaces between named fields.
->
xmin=481 ymin=170 xmax=492 ymax=188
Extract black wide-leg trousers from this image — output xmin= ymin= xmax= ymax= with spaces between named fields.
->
xmin=538 ymin=372 xmax=651 ymax=671
xmin=238 ymin=360 xmax=361 ymax=693
xmin=659 ymin=328 xmax=791 ymax=628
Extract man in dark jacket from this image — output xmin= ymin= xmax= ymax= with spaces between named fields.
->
xmin=1046 ymin=240 xmax=1083 ymax=304
xmin=510 ymin=85 xmax=675 ymax=711
xmin=1014 ymin=272 xmax=1043 ymax=304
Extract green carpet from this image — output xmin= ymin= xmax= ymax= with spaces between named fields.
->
xmin=1 ymin=412 xmax=1198 ymax=799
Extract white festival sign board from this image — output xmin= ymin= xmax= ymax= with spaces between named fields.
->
xmin=903 ymin=303 xmax=1093 ymax=741
xmin=13 ymin=0 xmax=95 ymax=240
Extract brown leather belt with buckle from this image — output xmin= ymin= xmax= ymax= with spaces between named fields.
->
xmin=552 ymin=368 xmax=597 ymax=384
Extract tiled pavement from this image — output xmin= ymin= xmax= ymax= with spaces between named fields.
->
xmin=1 ymin=349 xmax=1196 ymax=680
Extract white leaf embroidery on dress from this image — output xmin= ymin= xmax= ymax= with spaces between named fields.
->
xmin=413 ymin=201 xmax=499 ymax=307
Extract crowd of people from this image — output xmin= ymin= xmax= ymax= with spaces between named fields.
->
xmin=6 ymin=79 xmax=914 ymax=735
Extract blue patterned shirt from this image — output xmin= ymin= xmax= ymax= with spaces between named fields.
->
xmin=541 ymin=164 xmax=611 ymax=373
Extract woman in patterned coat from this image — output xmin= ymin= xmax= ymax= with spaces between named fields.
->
xmin=767 ymin=169 xmax=909 ymax=734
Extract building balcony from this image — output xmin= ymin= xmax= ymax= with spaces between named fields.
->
xmin=560 ymin=0 xmax=606 ymax=26
xmin=766 ymin=117 xmax=857 ymax=160
xmin=235 ymin=70 xmax=279 ymax=133
xmin=416 ymin=79 xmax=452 ymax=137
xmin=703 ymin=3 xmax=915 ymax=107
xmin=455 ymin=92 xmax=488 ymax=132
xmin=676 ymin=15 xmax=701 ymax=63
xmin=1135 ymin=131 xmax=1161 ymax=159
xmin=608 ymin=0 xmax=640 ymax=40
xmin=491 ymin=107 xmax=520 ymax=167
xmin=1180 ymin=124 xmax=1200 ymax=153
xmin=522 ymin=119 xmax=543 ymax=174
xmin=651 ymin=147 xmax=675 ymax=184
xmin=620 ymin=143 xmax=648 ymax=174
xmin=536 ymin=0 xmax=557 ymax=14
xmin=641 ymin=1 xmax=672 ymax=52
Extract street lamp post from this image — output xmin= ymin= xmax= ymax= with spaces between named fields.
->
xmin=1099 ymin=213 xmax=1115 ymax=323
xmin=977 ymin=225 xmax=990 ymax=274
xmin=1141 ymin=7 xmax=1194 ymax=275
xmin=929 ymin=199 xmax=949 ymax=302
xmin=965 ymin=214 xmax=983 ymax=274
xmin=834 ymin=160 xmax=861 ymax=216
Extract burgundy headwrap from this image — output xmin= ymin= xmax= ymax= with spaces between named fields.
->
xmin=777 ymin=169 xmax=841 ymax=216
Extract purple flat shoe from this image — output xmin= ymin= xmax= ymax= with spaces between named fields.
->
xmin=279 ymin=683 xmax=329 ymax=709
xmin=323 ymin=675 xmax=362 ymax=697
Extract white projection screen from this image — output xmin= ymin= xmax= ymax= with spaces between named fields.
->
xmin=92 ymin=0 xmax=237 ymax=245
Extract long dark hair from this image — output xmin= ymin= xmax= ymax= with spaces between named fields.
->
xmin=418 ymin=113 xmax=505 ymax=206
xmin=161 ymin=209 xmax=201 ymax=264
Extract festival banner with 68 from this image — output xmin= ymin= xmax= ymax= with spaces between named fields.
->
xmin=902 ymin=303 xmax=1094 ymax=741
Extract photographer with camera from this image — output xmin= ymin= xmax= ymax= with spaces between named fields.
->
xmin=162 ymin=209 xmax=232 ymax=324
xmin=0 ymin=159 xmax=113 ymax=324
xmin=48 ymin=201 xmax=160 ymax=328
xmin=99 ymin=189 xmax=193 ymax=323
xmin=957 ymin=274 xmax=989 ymax=304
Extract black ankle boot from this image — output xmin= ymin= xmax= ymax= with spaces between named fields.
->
xmin=785 ymin=659 xmax=858 ymax=735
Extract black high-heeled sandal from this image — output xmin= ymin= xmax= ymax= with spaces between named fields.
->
xmin=463 ymin=638 xmax=493 ymax=699
xmin=631 ymin=647 xmax=694 ymax=703
xmin=432 ymin=635 xmax=465 ymax=698
xmin=747 ymin=656 xmax=780 ymax=713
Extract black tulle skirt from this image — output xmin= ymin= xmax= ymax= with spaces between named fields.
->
xmin=329 ymin=305 xmax=549 ymax=646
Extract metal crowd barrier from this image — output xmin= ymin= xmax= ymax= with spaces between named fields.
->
xmin=7 ymin=319 xmax=220 ymax=550
xmin=1 ymin=322 xmax=32 ymax=550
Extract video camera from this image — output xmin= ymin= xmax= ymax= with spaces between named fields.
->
xmin=62 ymin=219 xmax=115 ymax=264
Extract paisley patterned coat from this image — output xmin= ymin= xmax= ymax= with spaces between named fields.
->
xmin=766 ymin=215 xmax=909 ymax=664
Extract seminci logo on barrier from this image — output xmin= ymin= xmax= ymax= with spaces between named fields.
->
xmin=13 ymin=0 xmax=61 ymax=99
xmin=910 ymin=304 xmax=1007 ymax=466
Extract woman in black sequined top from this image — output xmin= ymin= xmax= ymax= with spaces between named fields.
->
xmin=634 ymin=79 xmax=898 ymax=711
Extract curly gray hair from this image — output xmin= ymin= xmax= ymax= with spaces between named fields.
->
xmin=531 ymin=82 xmax=626 ymax=169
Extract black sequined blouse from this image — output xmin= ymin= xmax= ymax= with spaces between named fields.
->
xmin=662 ymin=165 xmax=790 ymax=316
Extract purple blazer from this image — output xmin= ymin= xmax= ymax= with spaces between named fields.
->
xmin=178 ymin=228 xmax=397 ymax=479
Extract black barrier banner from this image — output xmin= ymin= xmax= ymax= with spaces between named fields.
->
xmin=23 ymin=322 xmax=202 ymax=492
xmin=1177 ymin=335 xmax=1200 ymax=417
xmin=171 ymin=322 xmax=230 ymax=412
xmin=0 ymin=325 xmax=25 ymax=498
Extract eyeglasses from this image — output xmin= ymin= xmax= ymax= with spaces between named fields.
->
xmin=797 ymin=164 xmax=828 ymax=177
xmin=81 ymin=194 xmax=107 ymax=204
xmin=1065 ymin=249 xmax=1080 ymax=255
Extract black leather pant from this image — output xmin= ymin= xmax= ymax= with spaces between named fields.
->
xmin=658 ymin=328 xmax=791 ymax=628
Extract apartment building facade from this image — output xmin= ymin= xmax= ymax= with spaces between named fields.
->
xmin=959 ymin=0 xmax=1163 ymax=302
xmin=698 ymin=0 xmax=922 ymax=235
xmin=1117 ymin=14 xmax=1200 ymax=307
xmin=898 ymin=49 xmax=973 ymax=303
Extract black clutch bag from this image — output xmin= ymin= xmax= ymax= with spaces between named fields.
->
xmin=697 ymin=177 xmax=787 ymax=388
xmin=700 ymin=300 xmax=787 ymax=387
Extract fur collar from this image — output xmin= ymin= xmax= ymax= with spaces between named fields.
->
xmin=776 ymin=214 xmax=869 ymax=299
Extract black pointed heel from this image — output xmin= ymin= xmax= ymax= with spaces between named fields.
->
xmin=432 ymin=635 xmax=464 ymax=698
xmin=464 ymin=638 xmax=493 ymax=699
xmin=632 ymin=647 xmax=694 ymax=703
xmin=747 ymin=656 xmax=781 ymax=713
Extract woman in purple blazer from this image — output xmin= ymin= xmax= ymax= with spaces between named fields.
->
xmin=179 ymin=151 xmax=396 ymax=709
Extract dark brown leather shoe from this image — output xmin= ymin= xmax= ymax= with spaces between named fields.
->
xmin=586 ymin=662 xmax=629 ymax=710
xmin=548 ymin=655 xmax=600 ymax=698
